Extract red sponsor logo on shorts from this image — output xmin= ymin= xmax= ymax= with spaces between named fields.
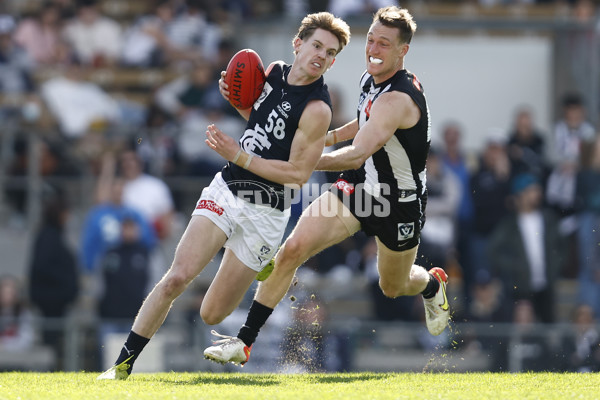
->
xmin=196 ymin=200 xmax=224 ymax=216
xmin=334 ymin=179 xmax=355 ymax=195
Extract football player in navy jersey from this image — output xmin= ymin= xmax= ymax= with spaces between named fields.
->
xmin=204 ymin=6 xmax=450 ymax=366
xmin=98 ymin=12 xmax=350 ymax=380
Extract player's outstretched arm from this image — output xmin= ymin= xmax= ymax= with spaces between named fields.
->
xmin=324 ymin=119 xmax=359 ymax=146
xmin=206 ymin=100 xmax=331 ymax=187
xmin=317 ymin=91 xmax=420 ymax=171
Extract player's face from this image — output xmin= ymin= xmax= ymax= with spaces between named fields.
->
xmin=366 ymin=21 xmax=408 ymax=83
xmin=293 ymin=28 xmax=339 ymax=81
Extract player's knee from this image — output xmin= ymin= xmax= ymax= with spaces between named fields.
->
xmin=199 ymin=305 xmax=226 ymax=325
xmin=160 ymin=271 xmax=190 ymax=299
xmin=279 ymin=238 xmax=306 ymax=271
xmin=379 ymin=280 xmax=408 ymax=298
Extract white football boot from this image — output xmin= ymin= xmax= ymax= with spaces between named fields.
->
xmin=204 ymin=330 xmax=251 ymax=365
xmin=97 ymin=356 xmax=132 ymax=380
xmin=423 ymin=267 xmax=450 ymax=336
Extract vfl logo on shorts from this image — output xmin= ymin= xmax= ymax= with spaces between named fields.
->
xmin=398 ymin=222 xmax=415 ymax=241
xmin=196 ymin=200 xmax=224 ymax=216
xmin=257 ymin=244 xmax=272 ymax=263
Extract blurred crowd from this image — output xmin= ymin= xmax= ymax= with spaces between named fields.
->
xmin=1 ymin=0 xmax=600 ymax=373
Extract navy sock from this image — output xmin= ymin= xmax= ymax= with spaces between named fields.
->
xmin=115 ymin=330 xmax=150 ymax=373
xmin=237 ymin=301 xmax=274 ymax=347
xmin=421 ymin=273 xmax=440 ymax=299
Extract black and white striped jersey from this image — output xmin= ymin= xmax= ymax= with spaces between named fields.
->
xmin=356 ymin=69 xmax=431 ymax=202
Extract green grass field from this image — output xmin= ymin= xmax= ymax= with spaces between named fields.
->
xmin=0 ymin=372 xmax=598 ymax=400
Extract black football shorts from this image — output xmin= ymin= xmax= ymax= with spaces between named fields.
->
xmin=329 ymin=173 xmax=426 ymax=251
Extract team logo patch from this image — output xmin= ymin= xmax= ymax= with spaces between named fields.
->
xmin=397 ymin=222 xmax=415 ymax=241
xmin=257 ymin=244 xmax=272 ymax=263
xmin=281 ymin=101 xmax=291 ymax=112
xmin=334 ymin=179 xmax=355 ymax=195
xmin=196 ymin=200 xmax=224 ymax=216
xmin=259 ymin=245 xmax=271 ymax=256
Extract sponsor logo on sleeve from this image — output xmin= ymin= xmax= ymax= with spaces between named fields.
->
xmin=196 ymin=200 xmax=224 ymax=216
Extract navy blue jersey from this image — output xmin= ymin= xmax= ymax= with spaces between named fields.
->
xmin=221 ymin=62 xmax=331 ymax=210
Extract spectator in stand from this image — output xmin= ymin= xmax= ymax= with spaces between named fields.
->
xmin=153 ymin=58 xmax=225 ymax=119
xmin=551 ymin=93 xmax=595 ymax=165
xmin=5 ymin=136 xmax=80 ymax=219
xmin=0 ymin=275 xmax=34 ymax=352
xmin=28 ymin=194 xmax=79 ymax=370
xmin=440 ymin=122 xmax=475 ymax=306
xmin=460 ymin=269 xmax=512 ymax=372
xmin=488 ymin=173 xmax=565 ymax=323
xmin=510 ymin=299 xmax=556 ymax=372
xmin=154 ymin=59 xmax=242 ymax=176
xmin=53 ymin=0 xmax=77 ymax=20
xmin=466 ymin=270 xmax=512 ymax=324
xmin=546 ymin=93 xmax=596 ymax=218
xmin=575 ymin=135 xmax=600 ymax=318
xmin=166 ymin=0 xmax=222 ymax=66
xmin=507 ymin=106 xmax=548 ymax=179
xmin=98 ymin=216 xmax=152 ymax=321
xmin=96 ymin=215 xmax=153 ymax=369
xmin=561 ymin=303 xmax=600 ymax=372
xmin=61 ymin=0 xmax=122 ymax=67
xmin=469 ymin=131 xmax=512 ymax=278
xmin=120 ymin=0 xmax=176 ymax=68
xmin=546 ymin=93 xmax=596 ymax=277
xmin=119 ymin=148 xmax=175 ymax=241
xmin=140 ymin=103 xmax=181 ymax=178
xmin=80 ymin=153 xmax=157 ymax=274
xmin=39 ymin=59 xmax=120 ymax=139
xmin=13 ymin=1 xmax=70 ymax=66
xmin=418 ymin=147 xmax=461 ymax=270
xmin=177 ymin=102 xmax=245 ymax=176
xmin=0 ymin=15 xmax=35 ymax=97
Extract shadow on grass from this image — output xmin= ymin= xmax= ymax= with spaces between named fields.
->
xmin=160 ymin=375 xmax=280 ymax=387
xmin=156 ymin=373 xmax=387 ymax=386
xmin=311 ymin=374 xmax=387 ymax=384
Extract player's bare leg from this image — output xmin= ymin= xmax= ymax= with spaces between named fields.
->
xmin=204 ymin=192 xmax=359 ymax=365
xmin=376 ymin=239 xmax=449 ymax=335
xmin=200 ymin=248 xmax=259 ymax=325
xmin=256 ymin=191 xmax=359 ymax=307
xmin=98 ymin=216 xmax=227 ymax=380
xmin=375 ymin=239 xmax=425 ymax=297
xmin=132 ymin=216 xmax=227 ymax=336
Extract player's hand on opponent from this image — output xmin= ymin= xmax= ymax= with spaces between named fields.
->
xmin=218 ymin=71 xmax=230 ymax=101
xmin=205 ymin=124 xmax=240 ymax=162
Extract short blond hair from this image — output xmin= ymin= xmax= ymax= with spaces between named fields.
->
xmin=294 ymin=12 xmax=351 ymax=55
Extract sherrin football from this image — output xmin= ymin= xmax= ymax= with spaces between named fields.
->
xmin=225 ymin=49 xmax=266 ymax=109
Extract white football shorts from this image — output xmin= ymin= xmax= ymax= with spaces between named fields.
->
xmin=191 ymin=172 xmax=290 ymax=272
